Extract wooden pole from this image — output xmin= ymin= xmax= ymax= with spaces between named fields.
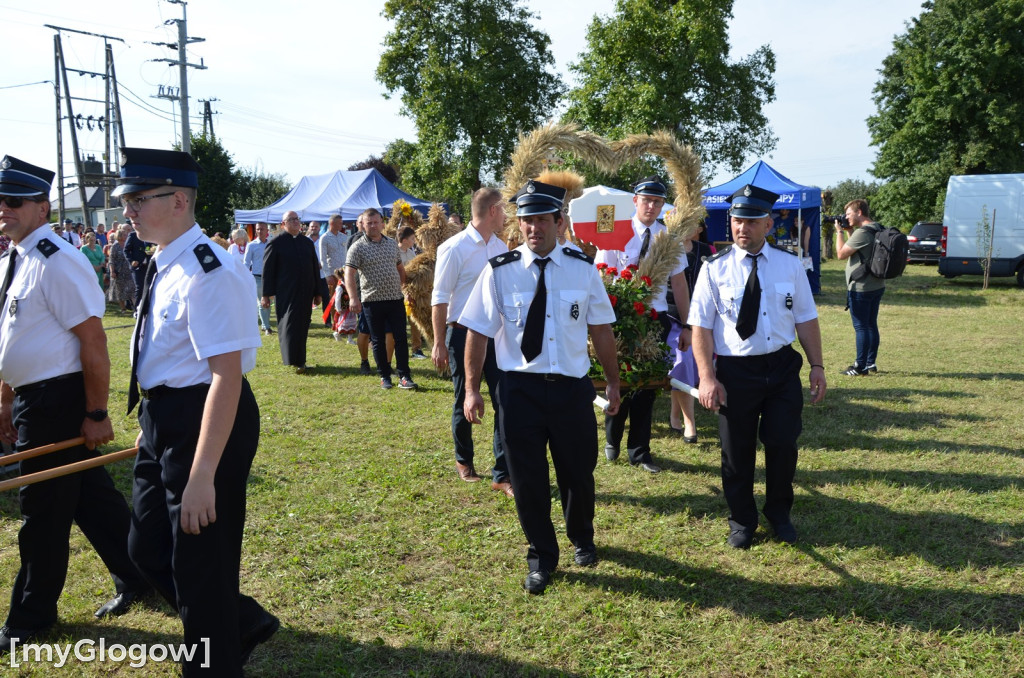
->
xmin=0 ymin=437 xmax=85 ymax=467
xmin=0 ymin=447 xmax=138 ymax=493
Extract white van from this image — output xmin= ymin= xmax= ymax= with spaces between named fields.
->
xmin=939 ymin=174 xmax=1024 ymax=286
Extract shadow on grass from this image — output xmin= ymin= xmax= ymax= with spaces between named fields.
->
xmin=900 ymin=370 xmax=1024 ymax=382
xmin=598 ymin=465 xmax=1024 ymax=570
xmin=574 ymin=546 xmax=1023 ymax=635
xmin=249 ymin=628 xmax=583 ymax=678
xmin=805 ymin=387 xmax=1024 ymax=456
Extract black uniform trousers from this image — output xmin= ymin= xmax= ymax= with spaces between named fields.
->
xmin=497 ymin=372 xmax=598 ymax=573
xmin=7 ymin=372 xmax=145 ymax=629
xmin=446 ymin=325 xmax=508 ymax=482
xmin=715 ymin=345 xmax=804 ymax=532
xmin=128 ymin=380 xmax=264 ymax=677
xmin=604 ymin=313 xmax=671 ymax=464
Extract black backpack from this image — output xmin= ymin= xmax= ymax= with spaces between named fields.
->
xmin=852 ymin=223 xmax=908 ymax=281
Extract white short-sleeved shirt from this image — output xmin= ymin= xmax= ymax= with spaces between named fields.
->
xmin=458 ymin=245 xmax=616 ymax=378
xmin=431 ymin=225 xmax=508 ymax=322
xmin=687 ymin=243 xmax=818 ymax=357
xmin=594 ymin=215 xmax=686 ymax=312
xmin=0 ymin=227 xmax=105 ymax=389
xmin=133 ymin=224 xmax=261 ymax=389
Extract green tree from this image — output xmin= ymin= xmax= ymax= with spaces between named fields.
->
xmin=348 ymin=155 xmax=400 ymax=186
xmin=825 ymin=178 xmax=882 ymax=219
xmin=376 ymin=0 xmax=563 ymax=205
xmin=563 ymin=0 xmax=776 ymax=181
xmin=229 ymin=166 xmax=291 ymax=212
xmin=868 ymin=0 xmax=1024 ymax=230
xmin=188 ymin=132 xmax=236 ymax=235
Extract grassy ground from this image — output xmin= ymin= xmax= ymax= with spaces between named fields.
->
xmin=1 ymin=260 xmax=1022 ymax=676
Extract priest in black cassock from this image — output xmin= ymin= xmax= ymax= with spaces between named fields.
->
xmin=261 ymin=210 xmax=321 ymax=372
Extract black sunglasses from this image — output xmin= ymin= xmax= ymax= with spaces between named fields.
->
xmin=0 ymin=195 xmax=46 ymax=209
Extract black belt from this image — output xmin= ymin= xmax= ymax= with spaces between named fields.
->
xmin=447 ymin=322 xmax=467 ymax=330
xmin=716 ymin=345 xmax=794 ymax=364
xmin=140 ymin=383 xmax=211 ymax=400
xmin=253 ymin=274 xmax=262 ymax=277
xmin=510 ymin=371 xmax=578 ymax=382
xmin=14 ymin=372 xmax=82 ymax=394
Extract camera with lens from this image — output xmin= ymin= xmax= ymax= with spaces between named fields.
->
xmin=825 ymin=214 xmax=849 ymax=228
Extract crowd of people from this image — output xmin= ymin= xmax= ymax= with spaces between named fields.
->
xmin=3 ymin=145 xmax=881 ymax=671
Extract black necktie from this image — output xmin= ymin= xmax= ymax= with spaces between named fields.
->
xmin=521 ymin=258 xmax=550 ymax=362
xmin=0 ymin=250 xmax=18 ymax=313
xmin=638 ymin=228 xmax=651 ymax=260
xmin=735 ymin=253 xmax=761 ymax=340
xmin=127 ymin=259 xmax=158 ymax=414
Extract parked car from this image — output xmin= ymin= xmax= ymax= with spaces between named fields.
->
xmin=907 ymin=221 xmax=944 ymax=263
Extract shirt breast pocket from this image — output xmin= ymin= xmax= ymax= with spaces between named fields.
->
xmin=150 ymin=298 xmax=186 ymax=348
xmin=503 ymin=293 xmax=528 ymax=327
xmin=559 ymin=290 xmax=585 ymax=324
xmin=723 ymin=285 xmax=745 ymax=319
xmin=5 ymin=288 xmax=30 ymax=325
xmin=774 ymin=283 xmax=795 ymax=317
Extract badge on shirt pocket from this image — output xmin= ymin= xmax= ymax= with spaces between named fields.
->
xmin=775 ymin=283 xmax=795 ymax=314
xmin=560 ymin=290 xmax=584 ymax=322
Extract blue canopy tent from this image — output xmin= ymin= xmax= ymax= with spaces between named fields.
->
xmin=233 ymin=168 xmax=441 ymax=224
xmin=702 ymin=161 xmax=822 ymax=293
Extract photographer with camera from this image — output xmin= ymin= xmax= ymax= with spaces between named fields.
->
xmin=834 ymin=200 xmax=884 ymax=376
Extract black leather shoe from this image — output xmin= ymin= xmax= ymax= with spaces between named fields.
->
xmin=574 ymin=545 xmax=598 ymax=567
xmin=0 ymin=625 xmax=45 ymax=653
xmin=240 ymin=608 xmax=280 ymax=665
xmin=771 ymin=521 xmax=798 ymax=544
xmin=95 ymin=589 xmax=147 ymax=618
xmin=631 ymin=460 xmax=661 ymax=474
xmin=523 ymin=570 xmax=551 ymax=595
xmin=682 ymin=433 xmax=698 ymax=444
xmin=727 ymin=528 xmax=755 ymax=549
xmin=604 ymin=444 xmax=620 ymax=461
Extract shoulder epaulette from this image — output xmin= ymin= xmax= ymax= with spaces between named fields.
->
xmin=769 ymin=242 xmax=797 ymax=256
xmin=489 ymin=250 xmax=521 ymax=268
xmin=562 ymin=247 xmax=594 ymax=264
xmin=36 ymin=238 xmax=59 ymax=258
xmin=193 ymin=243 xmax=222 ymax=272
xmin=706 ymin=245 xmax=732 ymax=262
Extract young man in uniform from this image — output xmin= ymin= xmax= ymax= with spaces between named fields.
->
xmin=460 ymin=180 xmax=622 ymax=594
xmin=689 ymin=184 xmax=827 ymax=549
xmin=0 ymin=156 xmax=148 ymax=651
xmin=594 ymin=176 xmax=690 ymax=473
xmin=116 ymin=147 xmax=278 ymax=675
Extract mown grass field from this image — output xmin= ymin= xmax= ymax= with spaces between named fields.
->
xmin=1 ymin=259 xmax=1022 ymax=676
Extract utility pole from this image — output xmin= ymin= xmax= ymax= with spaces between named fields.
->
xmin=48 ymin=25 xmax=126 ymax=227
xmin=152 ymin=0 xmax=205 ymax=153
xmin=200 ymin=98 xmax=218 ymax=139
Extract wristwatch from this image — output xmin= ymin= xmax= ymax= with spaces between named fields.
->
xmin=85 ymin=409 xmax=109 ymax=422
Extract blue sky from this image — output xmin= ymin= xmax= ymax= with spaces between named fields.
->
xmin=2 ymin=0 xmax=925 ymax=194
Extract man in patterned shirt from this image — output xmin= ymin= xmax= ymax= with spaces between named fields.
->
xmin=344 ymin=208 xmax=417 ymax=390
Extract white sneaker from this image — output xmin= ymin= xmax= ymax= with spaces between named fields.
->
xmin=346 ymin=336 xmax=357 ymax=345
xmin=333 ymin=332 xmax=341 ymax=341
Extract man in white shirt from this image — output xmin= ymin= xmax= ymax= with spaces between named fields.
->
xmin=431 ymin=187 xmax=512 ymax=495
xmin=688 ymin=183 xmax=826 ymax=549
xmin=318 ymin=215 xmax=348 ymax=335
